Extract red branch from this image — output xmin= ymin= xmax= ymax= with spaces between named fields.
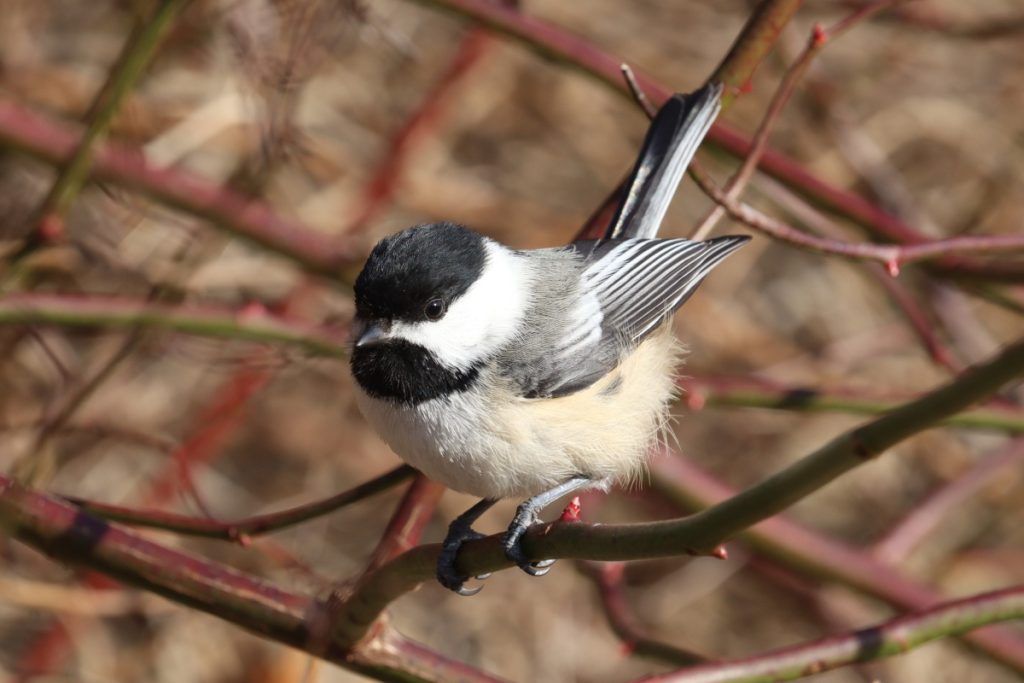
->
xmin=651 ymin=456 xmax=1024 ymax=671
xmin=414 ymin=0 xmax=1024 ymax=282
xmin=365 ymin=475 xmax=445 ymax=572
xmin=344 ymin=29 xmax=496 ymax=235
xmin=0 ymin=98 xmax=360 ymax=276
xmin=68 ymin=465 xmax=416 ymax=541
xmin=0 ymin=475 xmax=503 ymax=682
xmin=638 ymin=585 xmax=1024 ymax=683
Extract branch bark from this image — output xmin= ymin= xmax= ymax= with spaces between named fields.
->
xmin=0 ymin=476 xmax=501 ymax=683
xmin=405 ymin=0 xmax=1024 ymax=282
xmin=638 ymin=586 xmax=1024 ymax=683
xmin=0 ymin=293 xmax=348 ymax=357
xmin=68 ymin=465 xmax=415 ymax=541
xmin=0 ymin=99 xmax=360 ymax=277
xmin=331 ymin=335 xmax=1024 ymax=665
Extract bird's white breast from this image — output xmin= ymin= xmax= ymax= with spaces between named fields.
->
xmin=355 ymin=328 xmax=682 ymax=500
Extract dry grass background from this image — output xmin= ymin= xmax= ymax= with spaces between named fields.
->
xmin=0 ymin=0 xmax=1022 ymax=681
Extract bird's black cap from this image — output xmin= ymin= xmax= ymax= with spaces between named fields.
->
xmin=354 ymin=222 xmax=487 ymax=323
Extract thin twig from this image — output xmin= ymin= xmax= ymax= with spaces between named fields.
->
xmin=0 ymin=293 xmax=348 ymax=357
xmin=67 ymin=466 xmax=416 ymax=541
xmin=637 ymin=585 xmax=1024 ymax=683
xmin=691 ymin=1 xmax=908 ymax=240
xmin=579 ymin=561 xmax=706 ymax=666
xmin=688 ymin=164 xmax=1024 ymax=271
xmin=872 ymin=440 xmax=1024 ymax=564
xmin=31 ymin=0 xmax=193 ymax=239
xmin=621 ymin=64 xmax=658 ymax=119
xmin=9 ymin=332 xmax=144 ymax=486
xmin=0 ymin=99 xmax=361 ymax=277
xmin=681 ymin=374 xmax=1024 ymax=433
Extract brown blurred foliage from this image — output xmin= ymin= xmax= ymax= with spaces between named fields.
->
xmin=0 ymin=1 xmax=1022 ymax=681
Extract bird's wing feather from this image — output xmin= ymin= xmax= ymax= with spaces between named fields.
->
xmin=581 ymin=235 xmax=750 ymax=344
xmin=507 ymin=235 xmax=748 ymax=399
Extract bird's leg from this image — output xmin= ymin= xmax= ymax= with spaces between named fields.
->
xmin=437 ymin=497 xmax=497 ymax=596
xmin=503 ymin=476 xmax=593 ymax=577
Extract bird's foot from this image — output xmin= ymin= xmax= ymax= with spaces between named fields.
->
xmin=502 ymin=503 xmax=557 ymax=577
xmin=437 ymin=523 xmax=489 ymax=596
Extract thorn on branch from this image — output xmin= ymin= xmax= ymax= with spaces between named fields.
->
xmin=812 ymin=23 xmax=830 ymax=47
xmin=560 ymin=496 xmax=583 ymax=522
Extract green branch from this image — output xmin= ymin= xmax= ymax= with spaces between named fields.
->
xmin=693 ymin=382 xmax=1024 ymax=433
xmin=640 ymin=585 xmax=1024 ymax=683
xmin=333 ymin=335 xmax=1024 ymax=661
xmin=0 ymin=293 xmax=348 ymax=357
xmin=36 ymin=0 xmax=193 ymax=223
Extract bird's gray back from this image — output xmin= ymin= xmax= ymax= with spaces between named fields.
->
xmin=493 ymin=248 xmax=622 ymax=398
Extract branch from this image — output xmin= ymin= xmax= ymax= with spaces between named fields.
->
xmin=0 ymin=476 xmax=504 ymax=683
xmin=0 ymin=293 xmax=348 ymax=357
xmin=638 ymin=586 xmax=1024 ymax=683
xmin=872 ymin=439 xmax=1024 ymax=564
xmin=682 ymin=374 xmax=1024 ymax=433
xmin=0 ymin=99 xmax=360 ymax=277
xmin=67 ymin=465 xmax=416 ymax=541
xmin=691 ymin=1 xmax=906 ymax=239
xmin=649 ymin=456 xmax=1024 ymax=673
xmin=364 ymin=474 xmax=445 ymax=571
xmin=689 ymin=165 xmax=1024 ymax=272
xmin=579 ymin=561 xmax=706 ymax=666
xmin=406 ymin=0 xmax=1024 ymax=282
xmin=331 ymin=335 xmax=1024 ymax=658
xmin=33 ymin=0 xmax=193 ymax=235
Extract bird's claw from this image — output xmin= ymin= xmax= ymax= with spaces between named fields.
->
xmin=502 ymin=507 xmax=557 ymax=577
xmin=437 ymin=527 xmax=486 ymax=596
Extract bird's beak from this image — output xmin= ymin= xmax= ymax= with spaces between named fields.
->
xmin=354 ymin=320 xmax=390 ymax=348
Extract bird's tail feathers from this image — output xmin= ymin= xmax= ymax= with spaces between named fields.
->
xmin=605 ymin=82 xmax=724 ymax=241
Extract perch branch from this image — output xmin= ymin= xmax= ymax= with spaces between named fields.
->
xmin=331 ymin=335 xmax=1024 ymax=667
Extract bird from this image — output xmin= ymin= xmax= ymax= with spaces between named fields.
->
xmin=349 ymin=82 xmax=749 ymax=595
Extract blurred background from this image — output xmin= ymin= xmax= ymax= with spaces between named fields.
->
xmin=1 ymin=0 xmax=1023 ymax=681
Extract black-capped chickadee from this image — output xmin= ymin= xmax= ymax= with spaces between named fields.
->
xmin=350 ymin=83 xmax=749 ymax=594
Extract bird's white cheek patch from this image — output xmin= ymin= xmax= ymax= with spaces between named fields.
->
xmin=391 ymin=241 xmax=528 ymax=371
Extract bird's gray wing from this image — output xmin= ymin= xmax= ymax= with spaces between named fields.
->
xmin=503 ymin=235 xmax=748 ymax=399
xmin=605 ymin=83 xmax=723 ymax=241
xmin=580 ymin=235 xmax=750 ymax=344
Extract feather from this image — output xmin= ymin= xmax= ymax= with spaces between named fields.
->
xmin=583 ymin=235 xmax=750 ymax=343
xmin=605 ymin=82 xmax=723 ymax=241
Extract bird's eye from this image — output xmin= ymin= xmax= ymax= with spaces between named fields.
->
xmin=424 ymin=298 xmax=446 ymax=320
